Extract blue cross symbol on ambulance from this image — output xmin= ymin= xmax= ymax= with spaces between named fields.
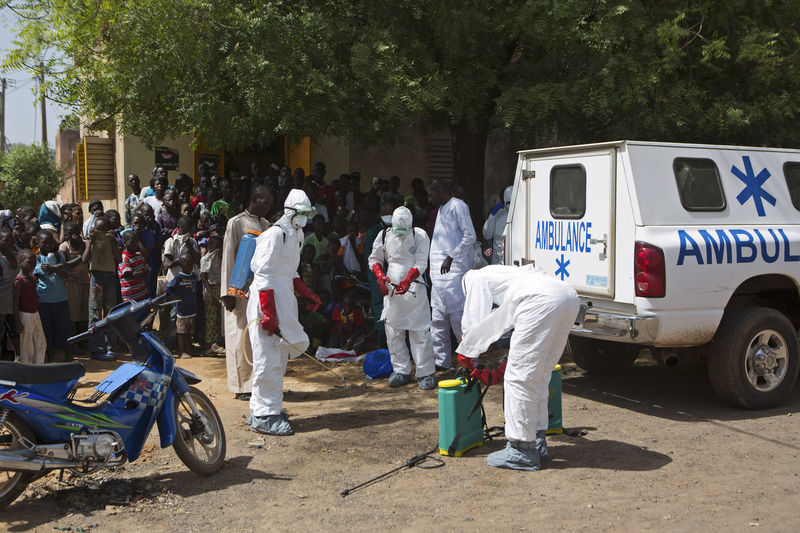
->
xmin=555 ymin=254 xmax=570 ymax=280
xmin=731 ymin=155 xmax=776 ymax=217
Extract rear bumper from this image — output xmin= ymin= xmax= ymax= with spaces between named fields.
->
xmin=571 ymin=305 xmax=658 ymax=344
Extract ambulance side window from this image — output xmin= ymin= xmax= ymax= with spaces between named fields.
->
xmin=550 ymin=165 xmax=586 ymax=218
xmin=783 ymin=162 xmax=800 ymax=210
xmin=672 ymin=158 xmax=726 ymax=211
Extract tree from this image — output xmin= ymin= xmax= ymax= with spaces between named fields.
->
xmin=3 ymin=1 xmax=800 ymax=221
xmin=0 ymin=144 xmax=65 ymax=210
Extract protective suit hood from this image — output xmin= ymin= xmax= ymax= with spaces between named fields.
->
xmin=503 ymin=186 xmax=513 ymax=204
xmin=391 ymin=206 xmax=413 ymax=237
xmin=282 ymin=189 xmax=312 ymax=229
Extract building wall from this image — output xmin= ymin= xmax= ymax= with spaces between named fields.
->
xmin=311 ymin=136 xmax=350 ymax=181
xmin=55 ymin=128 xmax=80 ymax=205
xmin=347 ymin=127 xmax=430 ymax=196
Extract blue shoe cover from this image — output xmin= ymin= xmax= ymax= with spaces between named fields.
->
xmin=249 ymin=414 xmax=294 ymax=436
xmin=487 ymin=441 xmax=540 ymax=471
xmin=535 ymin=430 xmax=549 ymax=462
xmin=417 ymin=374 xmax=436 ymax=390
xmin=388 ymin=372 xmax=411 ymax=387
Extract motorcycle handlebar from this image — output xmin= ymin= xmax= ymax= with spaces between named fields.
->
xmin=68 ymin=328 xmax=94 ymax=344
xmin=67 ymin=292 xmax=173 ymax=344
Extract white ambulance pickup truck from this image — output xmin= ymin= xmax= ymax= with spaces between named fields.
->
xmin=506 ymin=140 xmax=800 ymax=409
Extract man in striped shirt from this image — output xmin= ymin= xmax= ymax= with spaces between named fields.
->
xmin=119 ymin=231 xmax=151 ymax=302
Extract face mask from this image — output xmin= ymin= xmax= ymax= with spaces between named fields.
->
xmin=292 ymin=215 xmax=308 ymax=229
xmin=381 ymin=215 xmax=393 ymax=225
xmin=392 ymin=226 xmax=411 ymax=237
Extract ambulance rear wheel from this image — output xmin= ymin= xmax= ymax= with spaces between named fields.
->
xmin=567 ymin=336 xmax=640 ymax=374
xmin=708 ymin=307 xmax=799 ymax=409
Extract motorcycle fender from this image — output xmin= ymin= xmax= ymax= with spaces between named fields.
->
xmin=156 ymin=387 xmax=177 ymax=448
xmin=174 ymin=366 xmax=201 ymax=385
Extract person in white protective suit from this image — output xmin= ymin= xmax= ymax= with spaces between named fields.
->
xmin=368 ymin=206 xmax=436 ymax=390
xmin=482 ymin=186 xmax=513 ymax=265
xmin=456 ymin=264 xmax=579 ymax=471
xmin=246 ymin=189 xmax=321 ymax=436
xmin=428 ymin=179 xmax=476 ymax=370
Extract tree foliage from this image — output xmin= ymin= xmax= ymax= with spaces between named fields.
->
xmin=3 ymin=1 xmax=800 ymax=215
xmin=0 ymin=144 xmax=65 ymax=210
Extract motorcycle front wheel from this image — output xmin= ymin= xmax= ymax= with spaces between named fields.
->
xmin=0 ymin=414 xmax=36 ymax=509
xmin=172 ymin=387 xmax=226 ymax=475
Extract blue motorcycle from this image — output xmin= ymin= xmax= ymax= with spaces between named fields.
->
xmin=0 ymin=292 xmax=226 ymax=509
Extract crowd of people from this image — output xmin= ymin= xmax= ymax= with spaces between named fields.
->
xmin=0 ymin=161 xmax=510 ymax=363
xmin=0 ymin=159 xmax=579 ymax=471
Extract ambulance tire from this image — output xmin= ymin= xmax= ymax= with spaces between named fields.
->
xmin=567 ymin=336 xmax=640 ymax=374
xmin=708 ymin=306 xmax=799 ymax=410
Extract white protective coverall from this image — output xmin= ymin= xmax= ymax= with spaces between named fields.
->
xmin=456 ymin=264 xmax=579 ymax=443
xmin=368 ymin=206 xmax=435 ymax=379
xmin=429 ymin=196 xmax=476 ymax=368
xmin=246 ymin=189 xmax=311 ymax=418
xmin=482 ymin=186 xmax=513 ymax=265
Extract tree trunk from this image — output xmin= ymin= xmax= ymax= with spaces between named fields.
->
xmin=450 ymin=118 xmax=489 ymax=234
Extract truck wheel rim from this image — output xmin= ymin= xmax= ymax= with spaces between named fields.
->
xmin=744 ymin=329 xmax=788 ymax=393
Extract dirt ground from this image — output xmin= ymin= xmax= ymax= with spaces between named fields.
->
xmin=2 ymin=348 xmax=799 ymax=532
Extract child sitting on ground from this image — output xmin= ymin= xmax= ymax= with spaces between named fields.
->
xmin=329 ymin=290 xmax=366 ymax=352
xmin=166 ymin=253 xmax=199 ymax=358
xmin=33 ymin=229 xmax=72 ymax=362
xmin=13 ymin=249 xmax=46 ymax=363
xmin=118 ymin=230 xmax=150 ymax=303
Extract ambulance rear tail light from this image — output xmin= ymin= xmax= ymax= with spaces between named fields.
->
xmin=635 ymin=241 xmax=665 ymax=298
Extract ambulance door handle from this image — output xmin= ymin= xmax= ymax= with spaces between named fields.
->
xmin=590 ymin=233 xmax=608 ymax=261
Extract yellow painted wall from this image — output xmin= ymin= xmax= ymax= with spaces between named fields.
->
xmin=287 ymin=137 xmax=312 ymax=175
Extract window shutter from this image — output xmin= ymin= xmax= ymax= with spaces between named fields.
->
xmin=77 ymin=137 xmax=115 ymax=201
xmin=426 ymin=136 xmax=454 ymax=179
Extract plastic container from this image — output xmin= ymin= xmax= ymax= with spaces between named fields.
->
xmin=547 ymin=364 xmax=562 ymax=434
xmin=362 ymin=349 xmax=393 ymax=379
xmin=227 ymin=230 xmax=261 ymax=298
xmin=438 ymin=378 xmax=483 ymax=457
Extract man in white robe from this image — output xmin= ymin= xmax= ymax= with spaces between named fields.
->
xmin=220 ymin=186 xmax=272 ymax=400
xmin=428 ymin=179 xmax=476 ymax=370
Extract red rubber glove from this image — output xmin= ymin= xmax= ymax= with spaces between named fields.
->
xmin=259 ymin=289 xmax=279 ymax=335
xmin=471 ymin=361 xmax=507 ymax=385
xmin=457 ymin=354 xmax=477 ymax=370
xmin=371 ymin=263 xmax=390 ymax=297
xmin=293 ymin=277 xmax=321 ymax=311
xmin=394 ymin=267 xmax=420 ymax=295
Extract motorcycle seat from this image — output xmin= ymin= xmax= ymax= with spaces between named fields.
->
xmin=0 ymin=362 xmax=85 ymax=384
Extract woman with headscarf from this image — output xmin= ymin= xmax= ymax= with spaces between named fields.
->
xmin=38 ymin=201 xmax=61 ymax=240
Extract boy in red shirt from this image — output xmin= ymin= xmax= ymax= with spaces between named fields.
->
xmin=118 ymin=231 xmax=150 ymax=302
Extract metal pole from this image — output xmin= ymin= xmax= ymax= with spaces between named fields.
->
xmin=0 ymin=78 xmax=5 ymax=152
xmin=39 ymin=70 xmax=47 ymax=147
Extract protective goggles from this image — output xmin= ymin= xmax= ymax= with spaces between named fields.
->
xmin=287 ymin=203 xmax=316 ymax=218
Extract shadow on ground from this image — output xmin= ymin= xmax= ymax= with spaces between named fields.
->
xmin=468 ymin=429 xmax=671 ymax=472
xmin=562 ymin=357 xmax=800 ymax=423
xmin=1 ymin=456 xmax=285 ymax=531
xmin=294 ymin=408 xmax=438 ymax=433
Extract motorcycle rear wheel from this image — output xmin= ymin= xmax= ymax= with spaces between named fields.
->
xmin=0 ymin=414 xmax=36 ymax=510
xmin=172 ymin=386 xmax=226 ymax=475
